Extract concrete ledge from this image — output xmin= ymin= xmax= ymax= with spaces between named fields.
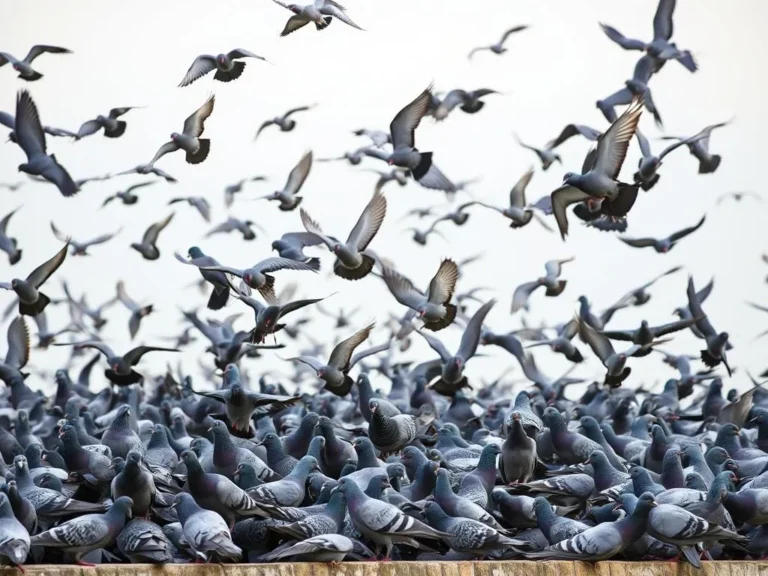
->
xmin=2 ymin=562 xmax=768 ymax=576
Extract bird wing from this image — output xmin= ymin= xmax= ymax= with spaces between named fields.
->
xmin=206 ymin=219 xmax=238 ymax=237
xmin=279 ymin=231 xmax=325 ymax=249
xmin=390 ymin=86 xmax=433 ymax=149
xmin=109 ymin=107 xmax=137 ymax=119
xmin=500 ymin=24 xmax=529 ymax=42
xmin=147 ymin=142 xmax=179 ymax=166
xmin=300 ymin=209 xmax=336 ymax=250
xmin=346 ymin=190 xmax=387 ymax=251
xmin=5 ymin=316 xmax=30 ymax=369
xmin=76 ymin=119 xmax=103 ymax=139
xmin=15 ymin=90 xmax=47 ymax=158
xmin=283 ymin=105 xmax=312 ymax=119
xmin=277 ymin=296 xmax=325 ymax=319
xmin=116 ymin=280 xmax=140 ymax=312
xmin=254 ymin=257 xmax=318 ymax=275
xmin=178 ymin=55 xmax=217 ymax=87
xmin=547 ymin=124 xmax=601 ymax=149
xmin=0 ymin=111 xmax=15 ymax=129
xmin=24 ymin=44 xmax=71 ymax=63
xmin=287 ymin=356 xmax=326 ymax=372
xmin=0 ymin=53 xmax=18 ymax=66
xmin=511 ymin=281 xmax=542 ymax=314
xmin=0 ymin=207 xmax=19 ymax=238
xmin=426 ymin=259 xmax=459 ymax=305
xmin=652 ymin=318 xmax=699 ymax=338
xmin=49 ymin=221 xmax=70 ymax=244
xmin=26 ymin=243 xmax=68 ymax=288
xmin=56 ymin=340 xmax=115 ymax=360
xmin=544 ymin=258 xmax=571 ymax=279
xmin=417 ymin=163 xmax=457 ymax=193
xmin=635 ymin=130 xmax=652 ymax=158
xmin=598 ymin=328 xmax=635 ymax=342
xmin=228 ymin=49 xmax=266 ymax=61
xmin=283 ymin=150 xmax=313 ymax=195
xmin=668 ymin=215 xmax=705 ymax=243
xmin=509 ymin=168 xmax=534 ymax=207
xmin=593 ymin=96 xmax=643 ymax=179
xmin=632 ymin=54 xmax=659 ymax=84
xmin=362 ymin=147 xmax=390 ymax=162
xmin=457 ymin=299 xmax=496 ymax=361
xmin=81 ymin=229 xmax=120 ymax=249
xmin=578 ymin=317 xmax=615 ymax=363
xmin=141 ymin=212 xmax=174 ymax=245
xmin=328 ymin=322 xmax=375 ymax=370
xmin=550 ymin=184 xmax=590 ymax=240
xmin=319 ymin=2 xmax=363 ymax=29
xmin=123 ymin=346 xmax=179 ymax=366
xmin=254 ymin=119 xmax=276 ymax=139
xmin=125 ymin=181 xmax=156 ymax=194
xmin=382 ymin=266 xmax=425 ymax=310
xmin=599 ymin=23 xmax=646 ymax=50
xmin=652 ymin=0 xmax=675 ymax=41
xmin=183 ymin=94 xmax=215 ymax=137
xmin=686 ymin=277 xmax=716 ymax=337
xmin=618 ymin=236 xmax=656 ymax=248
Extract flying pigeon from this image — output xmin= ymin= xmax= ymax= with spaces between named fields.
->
xmin=0 ymin=45 xmax=71 ymax=81
xmin=270 ymin=0 xmax=364 ymax=36
xmin=0 ymin=241 xmax=68 ymax=316
xmin=74 ymin=107 xmax=140 ymax=140
xmin=254 ymin=105 xmax=314 ymax=140
xmin=0 ymin=207 xmax=22 ymax=265
xmin=179 ymin=49 xmax=267 ymax=87
xmin=130 ymin=213 xmax=174 ymax=260
xmin=102 ymin=181 xmax=157 ymax=207
xmin=50 ymin=221 xmax=120 ymax=256
xmin=255 ymin=150 xmax=312 ymax=211
xmin=146 ymin=94 xmax=215 ymax=167
xmin=467 ymin=25 xmax=529 ymax=58
xmin=618 ymin=215 xmax=706 ymax=253
xmin=168 ymin=196 xmax=211 ymax=222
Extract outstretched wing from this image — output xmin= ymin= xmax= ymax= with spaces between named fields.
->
xmin=328 ymin=322 xmax=375 ymax=369
xmin=26 ymin=242 xmax=68 ymax=288
xmin=178 ymin=55 xmax=217 ymax=87
xmin=346 ymin=190 xmax=387 ymax=251
xmin=183 ymin=94 xmax=215 ymax=137
xmin=390 ymin=86 xmax=432 ymax=149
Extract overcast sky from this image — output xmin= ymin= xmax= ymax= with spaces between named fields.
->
xmin=1 ymin=0 xmax=766 ymax=397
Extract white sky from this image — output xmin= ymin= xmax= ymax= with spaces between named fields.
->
xmin=1 ymin=0 xmax=766 ymax=398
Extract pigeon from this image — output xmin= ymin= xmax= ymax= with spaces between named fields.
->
xmin=178 ymin=49 xmax=267 ymax=87
xmin=0 ymin=208 xmax=22 ymax=266
xmin=197 ymin=255 xmax=319 ymax=301
xmin=270 ymin=0 xmax=364 ymax=36
xmin=115 ymin=165 xmax=178 ymax=183
xmin=168 ymin=196 xmax=211 ymax=222
xmin=50 ymin=221 xmax=120 ymax=256
xmin=0 ymin=241 xmax=68 ymax=316
xmin=300 ymin=190 xmax=387 ymax=281
xmin=431 ymin=89 xmax=499 ymax=121
xmin=317 ymin=146 xmax=371 ymax=165
xmin=382 ymin=259 xmax=459 ymax=331
xmin=598 ymin=317 xmax=699 ymax=354
xmin=467 ymin=25 xmax=529 ymax=58
xmin=0 ymin=45 xmax=71 ymax=81
xmin=0 ymin=316 xmax=28 ymax=393
xmin=686 ymin=276 xmax=732 ymax=375
xmin=599 ymin=0 xmax=697 ymax=71
xmin=172 ymin=493 xmax=242 ymax=562
xmin=368 ymin=399 xmax=435 ymax=455
xmin=110 ymin=450 xmax=157 ymax=518
xmin=660 ymin=121 xmax=730 ymax=174
xmin=433 ymin=469 xmax=504 ymax=530
xmin=254 ymin=106 xmax=314 ymax=140
xmin=255 ymin=150 xmax=312 ymax=211
xmin=247 ymin=455 xmax=319 ymax=507
xmin=415 ymin=299 xmax=496 ymax=395
xmin=541 ymin=408 xmax=603 ymax=466
xmin=533 ymin=497 xmax=590 ymax=545
xmin=619 ymin=215 xmax=706 ymax=253
xmin=271 ymin=231 xmax=325 ymax=265
xmin=353 ymin=128 xmax=391 ymax=148
xmin=74 ymin=107 xmax=140 ymax=140
xmin=101 ymin=181 xmax=157 ymax=207
xmin=174 ymin=247 xmax=230 ymax=310
xmin=336 ymin=477 xmax=450 ymax=559
xmin=116 ymin=280 xmax=154 ymax=339
xmin=365 ymin=168 xmax=410 ymax=193
xmin=475 ymin=168 xmax=552 ymax=231
xmin=527 ymin=492 xmax=656 ymax=560
xmin=0 ymin=492 xmax=29 ymax=569
xmin=511 ymin=258 xmax=573 ymax=314
xmin=116 ymin=518 xmax=174 ymax=564
xmin=146 ymin=94 xmax=215 ymax=167
xmin=514 ymin=126 xmax=600 ymax=172
xmin=717 ymin=191 xmax=761 ymax=205
xmin=551 ymin=96 xmax=643 ymax=239
xmin=192 ymin=380 xmax=300 ymax=433
xmin=55 ymin=341 xmax=178 ymax=386
xmin=224 ymin=176 xmax=267 ymax=207
xmin=499 ymin=412 xmax=537 ymax=484
xmin=101 ymin=405 xmax=144 ymax=459
xmin=597 ymin=55 xmax=664 ymax=127
xmin=257 ymin=534 xmax=372 ymax=562
xmin=10 ymin=90 xmax=78 ymax=197
xmin=30 ymin=496 xmax=134 ymax=566
xmin=57 ymin=424 xmax=113 ymax=482
xmin=363 ymin=86 xmax=456 ymax=193
xmin=578 ymin=316 xmax=642 ymax=387
xmin=633 ymin=129 xmax=705 ymax=190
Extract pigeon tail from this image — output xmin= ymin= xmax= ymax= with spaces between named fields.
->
xmin=412 ymin=152 xmax=433 ymax=181
xmin=279 ymin=196 xmax=302 ymax=212
xmin=104 ymin=121 xmax=127 ymax=138
xmin=186 ymin=139 xmax=211 ymax=165
xmin=605 ymin=367 xmax=630 ymax=388
xmin=545 ymin=280 xmax=567 ymax=297
xmin=333 ymin=254 xmax=375 ymax=281
xmin=460 ymin=100 xmax=485 ymax=114
xmin=305 ymin=257 xmax=321 ymax=271
xmin=105 ymin=368 xmax=143 ymax=386
xmin=214 ymin=62 xmax=245 ymax=83
xmin=19 ymin=292 xmax=50 ymax=317
xmin=423 ymin=304 xmax=457 ymax=332
xmin=698 ymin=155 xmax=721 ymax=175
xmin=9 ymin=250 xmax=22 ymax=265
xmin=316 ymin=16 xmax=333 ymax=30
xmin=207 ymin=285 xmax=229 ymax=310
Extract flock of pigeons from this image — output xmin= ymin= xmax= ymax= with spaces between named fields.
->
xmin=0 ymin=0 xmax=766 ymax=570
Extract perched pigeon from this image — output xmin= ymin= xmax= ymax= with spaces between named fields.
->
xmin=0 ymin=492 xmax=29 ymax=569
xmin=173 ymin=493 xmax=242 ymax=562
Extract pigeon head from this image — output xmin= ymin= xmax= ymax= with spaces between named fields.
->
xmin=368 ymin=399 xmax=379 ymax=414
xmin=112 ymin=496 xmax=134 ymax=519
xmin=563 ymin=172 xmax=580 ymax=185
xmin=58 ymin=424 xmax=77 ymax=442
xmin=13 ymin=455 xmax=27 ymax=473
xmin=188 ymin=246 xmax=204 ymax=258
xmin=170 ymin=132 xmax=180 ymax=141
xmin=126 ymin=450 xmax=143 ymax=468
xmin=217 ymin=54 xmax=226 ymax=65
xmin=9 ymin=279 xmax=20 ymax=289
xmin=635 ymin=492 xmax=658 ymax=512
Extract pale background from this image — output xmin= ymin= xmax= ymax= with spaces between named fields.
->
xmin=0 ymin=0 xmax=765 ymax=397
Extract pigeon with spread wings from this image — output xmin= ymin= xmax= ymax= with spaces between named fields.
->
xmin=633 ymin=129 xmax=706 ymax=191
xmin=270 ymin=0 xmax=363 ymax=36
xmin=130 ymin=213 xmax=174 ymax=260
xmin=618 ymin=215 xmax=705 ymax=253
xmin=468 ymin=25 xmax=529 ymax=59
xmin=475 ymin=168 xmax=552 ymax=231
xmin=255 ymin=150 xmax=312 ymax=211
xmin=284 ymin=322 xmax=377 ymax=396
xmin=363 ymin=86 xmax=456 ymax=193
xmin=0 ymin=44 xmax=71 ymax=81
xmin=116 ymin=280 xmax=154 ymax=340
xmin=511 ymin=259 xmax=573 ymax=314
xmin=686 ymin=276 xmax=731 ymax=375
xmin=50 ymin=221 xmax=121 ymax=256
xmin=0 ymin=207 xmax=22 ymax=265
xmin=551 ymin=96 xmax=643 ymax=240
xmin=146 ymin=95 xmax=215 ymax=167
xmin=254 ymin=105 xmax=314 ymax=140
xmin=74 ymin=107 xmax=140 ymax=141
xmin=0 ymin=242 xmax=68 ymax=316
xmin=300 ymin=190 xmax=387 ymax=281
xmin=660 ymin=121 xmax=730 ymax=175
xmin=382 ymin=259 xmax=459 ymax=332
xmin=178 ymin=49 xmax=267 ymax=87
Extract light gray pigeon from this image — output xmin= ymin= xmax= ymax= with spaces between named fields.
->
xmin=660 ymin=121 xmax=730 ymax=175
xmin=0 ymin=206 xmax=22 ymax=265
xmin=0 ymin=492 xmax=29 ymax=569
xmin=179 ymin=49 xmax=267 ymax=87
xmin=50 ymin=220 xmax=121 ymax=256
xmin=146 ymin=95 xmax=215 ymax=167
xmin=686 ymin=276 xmax=731 ymax=375
xmin=130 ymin=213 xmax=174 ymax=261
xmin=255 ymin=150 xmax=312 ymax=211
xmin=431 ymin=88 xmax=499 ymax=121
xmin=30 ymin=496 xmax=133 ymax=565
xmin=619 ymin=215 xmax=706 ymax=253
xmin=173 ymin=493 xmax=242 ymax=562
xmin=467 ymin=25 xmax=529 ymax=59
xmin=475 ymin=168 xmax=553 ymax=231
xmin=74 ymin=106 xmax=139 ymax=140
xmin=270 ymin=0 xmax=364 ymax=36
xmin=168 ymin=196 xmax=211 ymax=222
xmin=247 ymin=456 xmax=319 ymax=507
xmin=116 ymin=518 xmax=173 ymax=564
xmin=257 ymin=534 xmax=372 ymax=562
xmin=511 ymin=258 xmax=572 ymax=314
xmin=0 ymin=45 xmax=71 ymax=80
xmin=368 ymin=400 xmax=435 ymax=455
xmin=254 ymin=106 xmax=314 ymax=140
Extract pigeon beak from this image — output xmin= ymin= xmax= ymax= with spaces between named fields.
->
xmin=207 ymin=427 xmax=213 ymax=432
